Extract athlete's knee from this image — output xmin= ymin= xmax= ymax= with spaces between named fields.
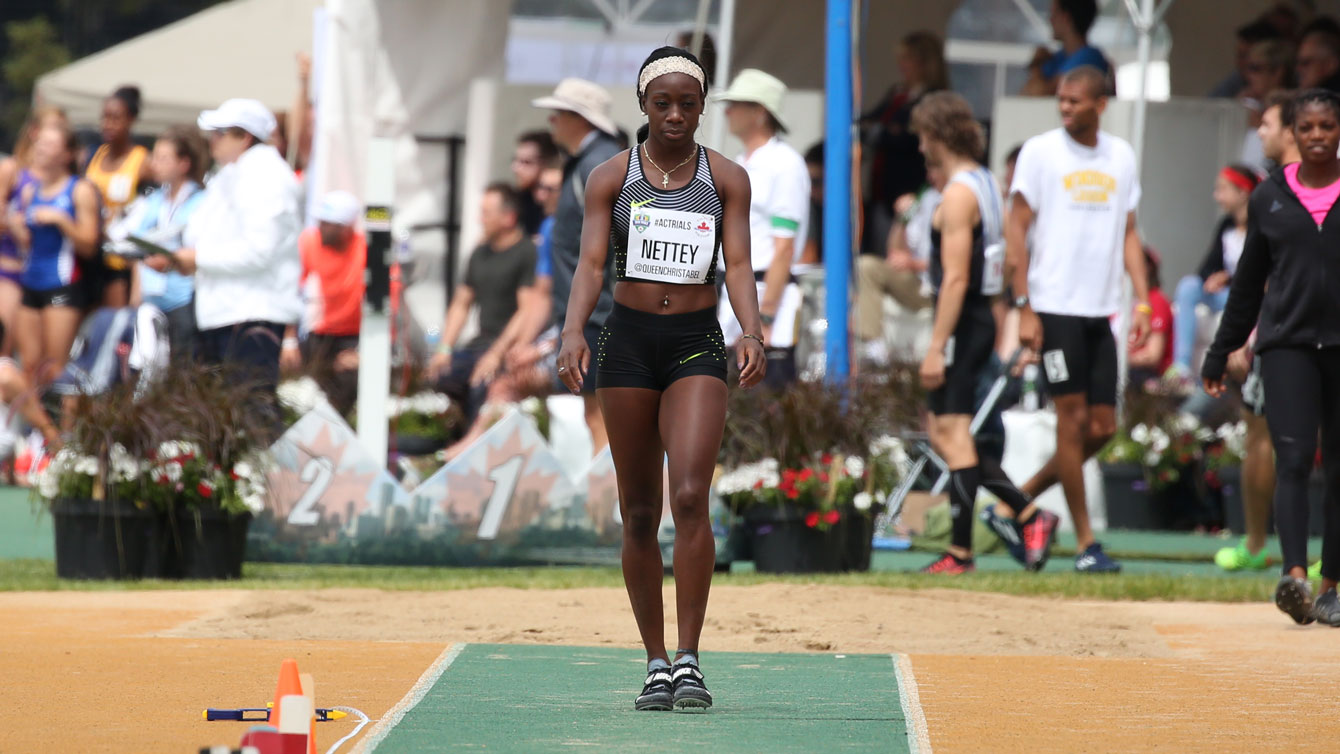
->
xmin=1054 ymin=403 xmax=1087 ymax=442
xmin=622 ymin=503 xmax=661 ymax=540
xmin=1086 ymin=413 xmax=1116 ymax=446
xmin=1273 ymin=437 xmax=1316 ymax=481
xmin=668 ymin=482 xmax=710 ymax=521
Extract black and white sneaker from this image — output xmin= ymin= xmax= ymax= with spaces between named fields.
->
xmin=671 ymin=660 xmax=713 ymax=711
xmin=635 ymin=665 xmax=673 ymax=711
xmin=1276 ymin=575 xmax=1316 ymax=626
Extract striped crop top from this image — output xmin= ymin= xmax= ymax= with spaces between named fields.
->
xmin=611 ymin=144 xmax=724 ymax=285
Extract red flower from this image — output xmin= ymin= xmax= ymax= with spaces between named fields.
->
xmin=798 ymin=468 xmax=814 ymax=483
xmin=805 ymin=511 xmax=820 ymax=528
xmin=197 ymin=482 xmax=213 ymax=498
xmin=823 ymin=510 xmax=840 ymax=525
xmin=782 ymin=469 xmax=798 ymax=486
xmin=752 ymin=479 xmax=764 ymax=490
xmin=786 ymin=488 xmax=800 ymax=499
xmin=819 ymin=472 xmax=830 ymax=483
xmin=821 ymin=453 xmax=833 ymax=465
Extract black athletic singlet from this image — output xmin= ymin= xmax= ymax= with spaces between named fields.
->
xmin=611 ymin=144 xmax=724 ymax=285
xmin=929 ymin=166 xmax=1003 ymax=297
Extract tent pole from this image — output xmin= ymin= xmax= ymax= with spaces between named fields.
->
xmin=824 ymin=0 xmax=853 ymax=383
xmin=689 ymin=0 xmax=710 ymax=59
xmin=1130 ymin=0 xmax=1154 ymax=171
xmin=706 ymin=0 xmax=736 ymax=151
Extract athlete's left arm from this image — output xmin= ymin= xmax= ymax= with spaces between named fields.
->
xmin=67 ymin=180 xmax=103 ymax=259
xmin=920 ymin=184 xmax=974 ymax=391
xmin=713 ymin=152 xmax=766 ymax=389
xmin=1122 ymin=210 xmax=1151 ymax=348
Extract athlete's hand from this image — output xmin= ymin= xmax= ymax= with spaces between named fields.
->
xmin=1130 ymin=308 xmax=1151 ymax=349
xmin=1203 ymin=376 xmax=1226 ymax=398
xmin=1226 ymin=346 xmax=1252 ymax=382
xmin=425 ymin=350 xmax=452 ymax=382
xmin=1017 ymin=307 xmax=1043 ymax=353
xmin=736 ymin=337 xmax=766 ymax=389
xmin=920 ymin=348 xmax=946 ymax=391
xmin=556 ymin=332 xmax=590 ymax=394
xmin=1203 ymin=271 xmax=1230 ymax=294
xmin=29 ymin=207 xmax=68 ymax=228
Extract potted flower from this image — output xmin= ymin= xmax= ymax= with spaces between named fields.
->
xmin=41 ymin=363 xmax=275 ymax=580
xmin=386 ymin=390 xmax=460 ymax=456
xmin=717 ymin=377 xmax=912 ymax=573
xmin=1099 ymin=412 xmax=1205 ymax=530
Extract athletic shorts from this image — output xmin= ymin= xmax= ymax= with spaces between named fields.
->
xmin=21 ymin=283 xmax=84 ymax=310
xmin=595 ymin=302 xmax=727 ymax=391
xmin=1037 ymin=312 xmax=1118 ymax=406
xmin=928 ymin=296 xmax=995 ymax=416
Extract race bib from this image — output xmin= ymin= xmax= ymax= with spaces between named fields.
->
xmin=108 ymin=174 xmax=133 ymax=204
xmin=625 ymin=204 xmax=715 ymax=284
xmin=982 ymin=241 xmax=1005 ymax=296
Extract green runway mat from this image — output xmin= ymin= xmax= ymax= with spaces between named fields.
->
xmin=0 ymin=486 xmax=51 ymax=561
xmin=366 ymin=644 xmax=914 ymax=753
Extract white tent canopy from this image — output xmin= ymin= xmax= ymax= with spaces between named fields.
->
xmin=35 ymin=0 xmax=321 ymax=134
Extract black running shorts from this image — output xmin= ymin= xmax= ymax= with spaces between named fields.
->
xmin=1037 ymin=312 xmax=1118 ymax=406
xmin=928 ymin=296 xmax=996 ymax=416
xmin=21 ymin=283 xmax=84 ymax=310
xmin=595 ymin=302 xmax=727 ymax=391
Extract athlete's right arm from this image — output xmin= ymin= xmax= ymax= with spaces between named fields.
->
xmin=1004 ymin=194 xmax=1040 ymax=352
xmin=556 ymin=156 xmax=624 ymax=393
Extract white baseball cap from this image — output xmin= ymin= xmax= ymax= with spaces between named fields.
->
xmin=531 ymin=78 xmax=618 ymax=137
xmin=713 ymin=69 xmax=790 ymax=133
xmin=197 ymin=98 xmax=277 ymax=141
xmin=312 ymin=190 xmax=361 ymax=227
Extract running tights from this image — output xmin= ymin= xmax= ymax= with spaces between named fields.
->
xmin=1260 ymin=347 xmax=1340 ymax=580
xmin=949 ymin=466 xmax=981 ymax=552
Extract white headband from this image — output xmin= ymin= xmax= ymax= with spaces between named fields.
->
xmin=638 ymin=56 xmax=707 ymax=96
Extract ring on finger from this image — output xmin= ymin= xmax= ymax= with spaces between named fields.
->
xmin=558 ymin=366 xmax=567 ymax=373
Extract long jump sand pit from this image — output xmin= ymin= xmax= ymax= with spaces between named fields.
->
xmin=4 ymin=585 xmax=1339 ymax=752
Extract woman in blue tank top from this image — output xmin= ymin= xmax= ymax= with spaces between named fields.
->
xmin=555 ymin=47 xmax=764 ymax=713
xmin=5 ymin=125 xmax=101 ymax=384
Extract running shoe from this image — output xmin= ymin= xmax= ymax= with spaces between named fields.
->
xmin=1214 ymin=538 xmax=1270 ymax=572
xmin=1313 ymin=588 xmax=1340 ymax=627
xmin=920 ymin=553 xmax=975 ymax=574
xmin=1022 ymin=509 xmax=1061 ymax=572
xmin=1275 ymin=575 xmax=1316 ymax=625
xmin=1073 ymin=542 xmax=1121 ymax=573
xmin=635 ymin=665 xmax=673 ymax=711
xmin=1309 ymin=560 xmax=1323 ymax=581
xmin=981 ymin=504 xmax=1026 ymax=566
xmin=671 ymin=660 xmax=713 ymax=711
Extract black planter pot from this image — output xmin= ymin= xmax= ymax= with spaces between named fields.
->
xmin=392 ymin=433 xmax=448 ymax=457
xmin=52 ymin=498 xmax=163 ymax=580
xmin=1100 ymin=463 xmax=1158 ymax=530
xmin=744 ymin=505 xmax=844 ymax=574
xmin=165 ymin=508 xmax=252 ymax=580
xmin=840 ymin=504 xmax=874 ymax=573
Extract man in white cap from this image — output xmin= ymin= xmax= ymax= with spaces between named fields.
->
xmin=530 ymin=78 xmax=622 ymax=454
xmin=715 ymin=69 xmax=810 ymax=373
xmin=281 ymin=189 xmax=367 ymax=415
xmin=175 ymin=98 xmax=302 ymax=431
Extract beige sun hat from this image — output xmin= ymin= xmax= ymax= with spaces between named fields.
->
xmin=531 ymin=78 xmax=618 ymax=136
xmin=713 ymin=69 xmax=789 ymax=133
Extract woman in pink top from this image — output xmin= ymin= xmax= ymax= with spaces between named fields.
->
xmin=1204 ymin=88 xmax=1340 ymax=627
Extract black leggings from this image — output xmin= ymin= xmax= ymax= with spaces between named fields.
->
xmin=1261 ymin=347 xmax=1340 ymax=579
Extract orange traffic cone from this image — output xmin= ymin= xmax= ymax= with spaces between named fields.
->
xmin=269 ymin=659 xmax=316 ymax=754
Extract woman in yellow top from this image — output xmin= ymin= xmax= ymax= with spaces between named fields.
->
xmin=84 ymin=86 xmax=151 ymax=307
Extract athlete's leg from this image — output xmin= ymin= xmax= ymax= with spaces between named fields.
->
xmin=1260 ymin=348 xmax=1319 ymax=581
xmin=1037 ymin=393 xmax=1094 ymax=548
xmin=584 ymin=393 xmax=609 ymax=456
xmin=1171 ymin=275 xmax=1205 ymax=371
xmin=928 ymin=412 xmax=979 ymax=560
xmin=13 ymin=305 xmax=42 ymax=385
xmin=0 ymin=278 xmax=21 ymax=356
xmin=657 ymin=375 xmax=727 ymax=660
xmin=101 ymin=276 xmax=128 ymax=309
xmin=599 ymin=387 xmax=669 ymax=663
xmin=1315 ymin=348 xmax=1340 ymax=594
xmin=1241 ymin=410 xmax=1275 ymax=557
xmin=38 ymin=304 xmax=81 ymax=384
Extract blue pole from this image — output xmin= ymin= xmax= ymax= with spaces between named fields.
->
xmin=823 ymin=0 xmax=852 ymax=383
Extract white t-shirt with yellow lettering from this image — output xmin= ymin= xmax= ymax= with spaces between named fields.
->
xmin=1010 ymin=128 xmax=1140 ymax=318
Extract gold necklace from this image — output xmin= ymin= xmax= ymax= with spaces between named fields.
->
xmin=642 ymin=143 xmax=696 ymax=189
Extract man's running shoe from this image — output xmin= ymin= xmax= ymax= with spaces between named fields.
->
xmin=1022 ymin=509 xmax=1060 ymax=572
xmin=635 ymin=665 xmax=673 ymax=711
xmin=1313 ymin=588 xmax=1340 ymax=627
xmin=671 ymin=660 xmax=712 ymax=711
xmin=920 ymin=553 xmax=975 ymax=574
xmin=981 ymin=504 xmax=1026 ymax=566
xmin=1214 ymin=538 xmax=1271 ymax=572
xmin=1275 ymin=575 xmax=1316 ymax=625
xmin=1074 ymin=542 xmax=1121 ymax=573
xmin=1309 ymin=560 xmax=1323 ymax=581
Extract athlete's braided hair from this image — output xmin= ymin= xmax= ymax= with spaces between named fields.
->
xmin=1292 ymin=88 xmax=1340 ymax=124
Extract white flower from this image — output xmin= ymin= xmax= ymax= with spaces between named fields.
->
xmin=73 ymin=456 xmax=98 ymax=476
xmin=1130 ymin=424 xmax=1149 ymax=444
xmin=853 ymin=491 xmax=874 ymax=511
xmin=716 ymin=458 xmax=780 ymax=495
xmin=278 ymin=377 xmax=325 ymax=414
xmin=164 ymin=461 xmax=182 ymax=482
xmin=844 ymin=455 xmax=865 ymax=478
xmin=110 ymin=443 xmax=139 ymax=483
xmin=520 ymin=396 xmax=542 ymax=415
xmin=1149 ymin=427 xmax=1169 ymax=452
xmin=1144 ymin=450 xmax=1162 ymax=466
xmin=37 ymin=463 xmax=60 ymax=499
xmin=1175 ymin=412 xmax=1201 ymax=434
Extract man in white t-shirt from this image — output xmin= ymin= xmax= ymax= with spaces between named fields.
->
xmin=715 ymin=69 xmax=810 ymax=354
xmin=1001 ymin=65 xmax=1151 ymax=574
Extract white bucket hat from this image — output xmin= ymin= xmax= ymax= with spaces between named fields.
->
xmin=197 ymin=98 xmax=277 ymax=141
xmin=531 ymin=78 xmax=618 ymax=137
xmin=312 ymin=190 xmax=361 ymax=226
xmin=713 ymin=69 xmax=789 ymax=133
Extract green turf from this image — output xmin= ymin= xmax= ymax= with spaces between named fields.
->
xmin=366 ymin=644 xmax=910 ymax=753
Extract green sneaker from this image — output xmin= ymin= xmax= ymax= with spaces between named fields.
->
xmin=1309 ymin=560 xmax=1323 ymax=581
xmin=1214 ymin=538 xmax=1270 ymax=572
